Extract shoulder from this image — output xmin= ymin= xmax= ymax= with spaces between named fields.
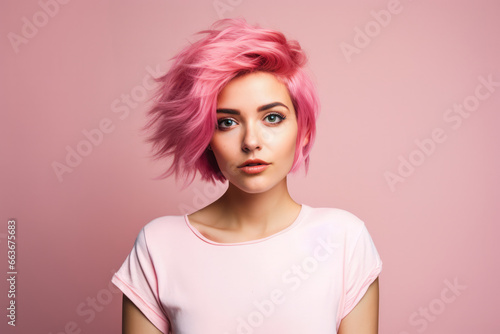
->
xmin=303 ymin=206 xmax=381 ymax=264
xmin=299 ymin=205 xmax=371 ymax=246
xmin=305 ymin=205 xmax=366 ymax=231
xmin=143 ymin=214 xmax=186 ymax=231
xmin=137 ymin=214 xmax=188 ymax=247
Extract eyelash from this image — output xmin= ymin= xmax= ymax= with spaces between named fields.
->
xmin=216 ymin=112 xmax=286 ymax=130
xmin=265 ymin=112 xmax=286 ymax=124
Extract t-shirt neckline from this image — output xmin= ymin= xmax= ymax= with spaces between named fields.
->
xmin=184 ymin=204 xmax=309 ymax=246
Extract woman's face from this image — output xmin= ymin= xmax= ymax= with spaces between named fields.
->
xmin=210 ymin=71 xmax=300 ymax=194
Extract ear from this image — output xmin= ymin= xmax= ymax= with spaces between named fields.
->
xmin=301 ymin=131 xmax=310 ymax=148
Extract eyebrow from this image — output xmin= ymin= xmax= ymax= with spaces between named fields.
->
xmin=216 ymin=102 xmax=289 ymax=115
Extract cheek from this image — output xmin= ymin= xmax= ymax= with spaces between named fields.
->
xmin=210 ymin=136 xmax=234 ymax=170
xmin=268 ymin=125 xmax=298 ymax=155
xmin=283 ymin=127 xmax=299 ymax=166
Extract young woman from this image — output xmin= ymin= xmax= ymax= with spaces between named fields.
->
xmin=112 ymin=18 xmax=382 ymax=334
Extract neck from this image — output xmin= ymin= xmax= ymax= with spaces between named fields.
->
xmin=215 ymin=177 xmax=301 ymax=230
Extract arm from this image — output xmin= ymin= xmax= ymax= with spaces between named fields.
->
xmin=338 ymin=278 xmax=380 ymax=334
xmin=122 ymin=294 xmax=163 ymax=334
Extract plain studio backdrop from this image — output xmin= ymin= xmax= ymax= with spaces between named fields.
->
xmin=1 ymin=0 xmax=499 ymax=333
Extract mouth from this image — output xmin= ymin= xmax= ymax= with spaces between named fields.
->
xmin=238 ymin=159 xmax=270 ymax=168
xmin=237 ymin=161 xmax=271 ymax=175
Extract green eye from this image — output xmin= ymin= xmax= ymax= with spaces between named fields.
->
xmin=265 ymin=113 xmax=285 ymax=124
xmin=217 ymin=118 xmax=236 ymax=129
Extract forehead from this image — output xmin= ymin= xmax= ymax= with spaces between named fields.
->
xmin=217 ymin=71 xmax=293 ymax=109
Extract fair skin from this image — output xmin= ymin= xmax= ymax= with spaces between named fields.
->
xmin=122 ymin=71 xmax=379 ymax=333
xmin=189 ymin=71 xmax=304 ymax=242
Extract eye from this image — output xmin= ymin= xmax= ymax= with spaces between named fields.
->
xmin=217 ymin=118 xmax=237 ymax=130
xmin=264 ymin=112 xmax=286 ymax=125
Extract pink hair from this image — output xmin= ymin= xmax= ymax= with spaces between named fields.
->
xmin=143 ymin=18 xmax=319 ymax=184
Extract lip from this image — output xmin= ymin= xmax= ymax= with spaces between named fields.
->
xmin=237 ymin=159 xmax=270 ymax=168
xmin=237 ymin=159 xmax=270 ymax=174
xmin=239 ymin=164 xmax=270 ymax=174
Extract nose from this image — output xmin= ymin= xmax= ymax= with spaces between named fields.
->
xmin=241 ymin=123 xmax=262 ymax=152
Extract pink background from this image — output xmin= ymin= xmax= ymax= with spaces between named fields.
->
xmin=2 ymin=0 xmax=499 ymax=333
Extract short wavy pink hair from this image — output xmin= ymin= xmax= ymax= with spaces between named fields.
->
xmin=143 ymin=18 xmax=319 ymax=184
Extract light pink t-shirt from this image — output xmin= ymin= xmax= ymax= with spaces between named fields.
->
xmin=111 ymin=204 xmax=382 ymax=333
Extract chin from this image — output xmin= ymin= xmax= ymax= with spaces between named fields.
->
xmin=228 ymin=176 xmax=286 ymax=195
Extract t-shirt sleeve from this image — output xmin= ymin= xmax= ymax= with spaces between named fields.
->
xmin=341 ymin=221 xmax=383 ymax=319
xmin=111 ymin=227 xmax=170 ymax=333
